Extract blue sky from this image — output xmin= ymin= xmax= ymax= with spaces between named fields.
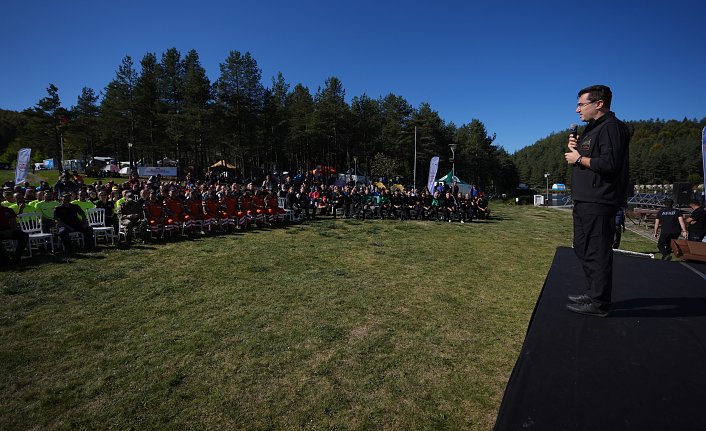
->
xmin=2 ymin=0 xmax=705 ymax=153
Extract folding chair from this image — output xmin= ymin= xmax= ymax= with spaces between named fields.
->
xmin=86 ymin=208 xmax=115 ymax=245
xmin=17 ymin=212 xmax=54 ymax=257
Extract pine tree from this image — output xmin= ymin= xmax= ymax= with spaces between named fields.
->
xmin=285 ymin=84 xmax=315 ymax=173
xmin=100 ymin=56 xmax=137 ymax=163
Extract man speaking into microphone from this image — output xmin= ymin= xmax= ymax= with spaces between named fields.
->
xmin=564 ymin=85 xmax=631 ymax=317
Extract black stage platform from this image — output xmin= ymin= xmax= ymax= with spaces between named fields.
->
xmin=494 ymin=247 xmax=706 ymax=431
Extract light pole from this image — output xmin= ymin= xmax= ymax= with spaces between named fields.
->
xmin=353 ymin=156 xmax=358 ymax=185
xmin=449 ymin=144 xmax=457 ymax=181
xmin=128 ymin=142 xmax=134 ymax=176
xmin=544 ymin=172 xmax=550 ymax=206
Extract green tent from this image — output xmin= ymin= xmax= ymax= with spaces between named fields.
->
xmin=436 ymin=171 xmax=473 ymax=195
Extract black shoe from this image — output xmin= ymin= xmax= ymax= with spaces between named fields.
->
xmin=567 ymin=294 xmax=592 ymax=304
xmin=566 ymin=302 xmax=608 ymax=317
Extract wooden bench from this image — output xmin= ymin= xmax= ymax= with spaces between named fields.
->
xmin=671 ymin=239 xmax=706 ymax=263
xmin=632 ymin=208 xmax=658 ymax=229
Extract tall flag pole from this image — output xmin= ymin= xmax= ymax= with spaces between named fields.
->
xmin=413 ymin=126 xmax=417 ymax=189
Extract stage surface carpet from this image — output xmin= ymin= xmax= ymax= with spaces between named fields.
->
xmin=494 ymin=247 xmax=706 ymax=431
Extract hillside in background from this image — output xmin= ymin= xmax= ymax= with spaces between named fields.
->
xmin=512 ymin=117 xmax=706 ymax=188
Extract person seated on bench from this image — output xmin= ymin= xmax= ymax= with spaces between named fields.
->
xmin=685 ymin=200 xmax=706 ymax=242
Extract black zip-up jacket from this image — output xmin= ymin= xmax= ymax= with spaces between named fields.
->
xmin=571 ymin=111 xmax=631 ymax=207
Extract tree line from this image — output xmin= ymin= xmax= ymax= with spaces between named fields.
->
xmin=0 ymin=47 xmax=517 ymax=193
xmin=512 ymin=117 xmax=706 ymax=188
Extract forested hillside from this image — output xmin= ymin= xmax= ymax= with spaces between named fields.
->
xmin=512 ymin=118 xmax=706 ymax=188
xmin=0 ymin=48 xmax=515 ymax=193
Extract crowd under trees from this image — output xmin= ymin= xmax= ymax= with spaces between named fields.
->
xmin=0 ymin=47 xmax=702 ymax=193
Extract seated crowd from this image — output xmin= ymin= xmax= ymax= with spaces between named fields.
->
xmin=1 ymin=172 xmax=491 ymax=266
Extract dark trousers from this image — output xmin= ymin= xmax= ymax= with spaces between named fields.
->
xmin=0 ymin=229 xmax=29 ymax=262
xmin=573 ymin=205 xmax=615 ymax=309
xmin=657 ymin=232 xmax=680 ymax=258
xmin=57 ymin=225 xmax=94 ymax=251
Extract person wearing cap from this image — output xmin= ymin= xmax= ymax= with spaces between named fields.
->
xmin=654 ymin=198 xmax=687 ymax=260
xmin=54 ymin=192 xmax=95 ymax=252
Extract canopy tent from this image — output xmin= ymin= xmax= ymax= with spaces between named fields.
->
xmin=209 ymin=160 xmax=237 ymax=170
xmin=436 ymin=171 xmax=473 ymax=195
xmin=101 ymin=163 xmax=120 ymax=173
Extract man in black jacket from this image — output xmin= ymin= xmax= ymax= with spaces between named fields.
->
xmin=563 ymin=85 xmax=631 ymax=317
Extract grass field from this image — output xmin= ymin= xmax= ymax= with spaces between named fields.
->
xmin=0 ymin=204 xmax=657 ymax=430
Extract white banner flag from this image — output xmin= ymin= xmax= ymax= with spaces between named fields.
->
xmin=701 ymin=126 xmax=705 ymax=199
xmin=15 ymin=148 xmax=31 ymax=185
xmin=427 ymin=156 xmax=439 ymax=194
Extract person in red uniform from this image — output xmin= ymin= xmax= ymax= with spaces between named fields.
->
xmin=238 ymin=191 xmax=254 ymax=228
xmin=143 ymin=191 xmax=166 ymax=237
xmin=202 ymin=191 xmax=221 ymax=231
xmin=163 ymin=188 xmax=187 ymax=236
xmin=252 ymin=189 xmax=267 ymax=225
xmin=184 ymin=189 xmax=204 ymax=234
xmin=220 ymin=191 xmax=237 ymax=231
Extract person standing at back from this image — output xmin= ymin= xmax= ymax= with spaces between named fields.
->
xmin=563 ymin=85 xmax=631 ymax=317
xmin=685 ymin=200 xmax=706 ymax=242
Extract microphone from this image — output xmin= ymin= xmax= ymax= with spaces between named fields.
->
xmin=569 ymin=124 xmax=578 ymax=138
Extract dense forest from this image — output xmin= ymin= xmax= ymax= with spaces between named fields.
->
xmin=1 ymin=47 xmax=703 ymax=192
xmin=0 ymin=48 xmax=517 ymax=193
xmin=513 ymin=118 xmax=706 ymax=188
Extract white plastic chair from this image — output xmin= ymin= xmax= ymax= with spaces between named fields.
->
xmin=86 ymin=208 xmax=115 ymax=245
xmin=17 ymin=212 xmax=54 ymax=257
xmin=278 ymin=197 xmax=296 ymax=221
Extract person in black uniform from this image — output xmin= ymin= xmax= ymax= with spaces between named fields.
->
xmin=653 ymin=199 xmax=687 ymax=260
xmin=564 ymin=85 xmax=631 ymax=317
xmin=685 ymin=200 xmax=706 ymax=241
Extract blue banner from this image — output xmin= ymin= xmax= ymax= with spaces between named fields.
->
xmin=15 ymin=148 xmax=31 ymax=184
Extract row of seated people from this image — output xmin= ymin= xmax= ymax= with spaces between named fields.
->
xmin=281 ymin=185 xmax=491 ymax=223
xmin=116 ymin=186 xmax=289 ymax=244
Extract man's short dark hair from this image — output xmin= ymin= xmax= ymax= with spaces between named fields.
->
xmin=578 ymin=85 xmax=612 ymax=110
xmin=663 ymin=198 xmax=674 ymax=207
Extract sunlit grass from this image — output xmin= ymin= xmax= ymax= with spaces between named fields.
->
xmin=0 ymin=204 xmax=657 ymax=430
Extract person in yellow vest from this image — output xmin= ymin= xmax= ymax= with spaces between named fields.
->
xmin=35 ymin=190 xmax=60 ymax=231
xmin=25 ymin=189 xmax=43 ymax=212
xmin=1 ymin=191 xmax=15 ymax=208
xmin=114 ymin=189 xmax=129 ymax=213
xmin=71 ymin=190 xmax=95 ymax=220
xmin=7 ymin=193 xmax=27 ymax=215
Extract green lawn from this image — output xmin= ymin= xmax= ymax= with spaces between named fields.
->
xmin=0 ymin=205 xmax=657 ymax=430
xmin=0 ymin=169 xmax=127 ymax=187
